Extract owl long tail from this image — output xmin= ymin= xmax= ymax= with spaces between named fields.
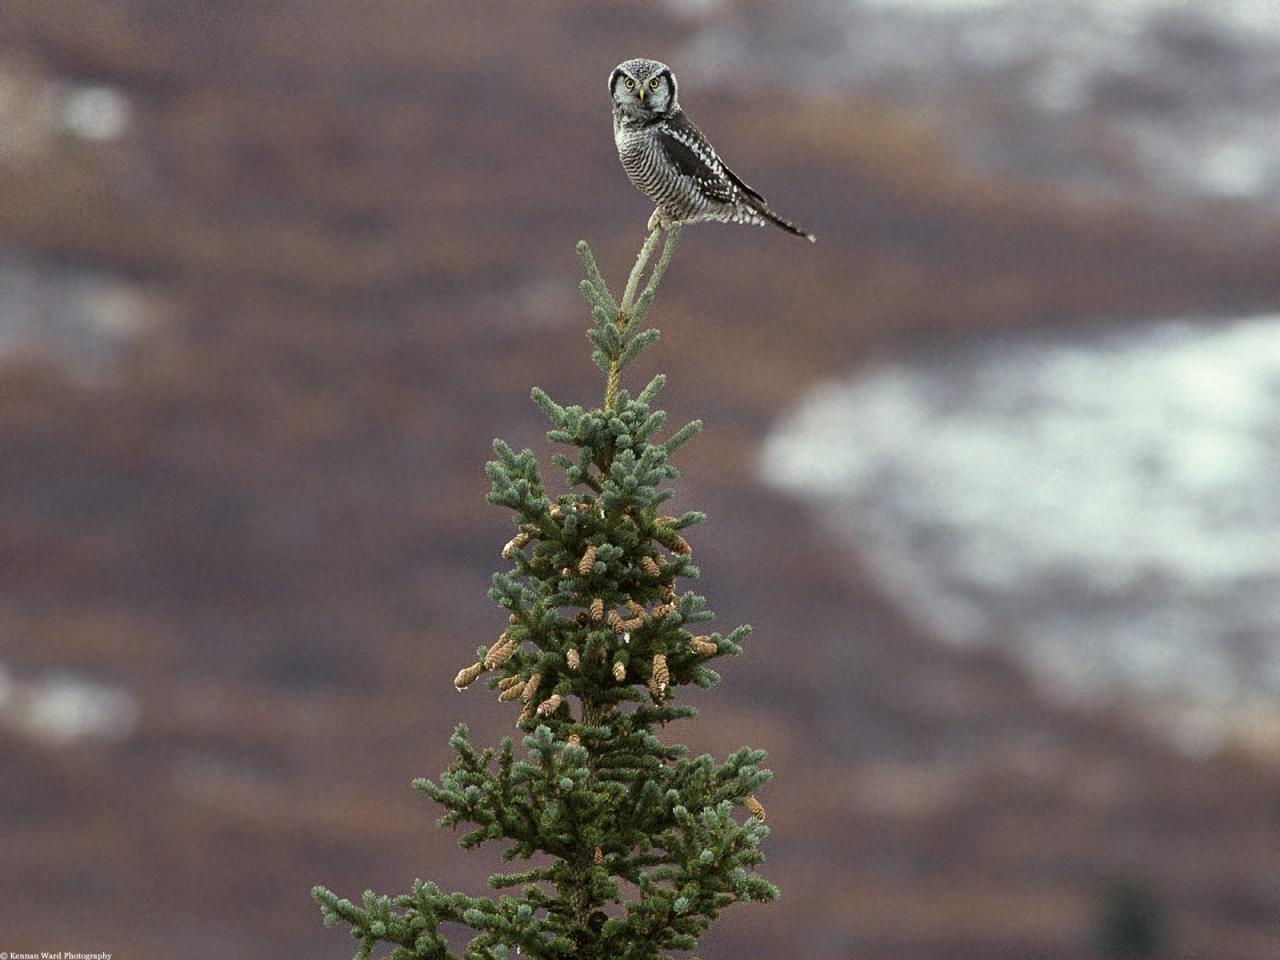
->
xmin=754 ymin=202 xmax=815 ymax=243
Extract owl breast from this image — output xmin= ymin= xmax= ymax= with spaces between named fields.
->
xmin=613 ymin=117 xmax=716 ymax=222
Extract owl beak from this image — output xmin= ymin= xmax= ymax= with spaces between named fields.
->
xmin=635 ymin=88 xmax=645 ymax=102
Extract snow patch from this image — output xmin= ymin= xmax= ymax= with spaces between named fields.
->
xmin=0 ymin=253 xmax=167 ymax=378
xmin=0 ymin=664 xmax=139 ymax=745
xmin=61 ymin=84 xmax=131 ymax=142
xmin=762 ymin=316 xmax=1280 ymax=751
xmin=685 ymin=0 xmax=1280 ymax=202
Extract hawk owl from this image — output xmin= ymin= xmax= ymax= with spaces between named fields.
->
xmin=610 ymin=58 xmax=814 ymax=242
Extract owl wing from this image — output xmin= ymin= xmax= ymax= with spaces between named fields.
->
xmin=657 ymin=111 xmax=767 ymax=206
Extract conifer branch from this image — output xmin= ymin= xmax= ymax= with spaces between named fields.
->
xmin=605 ymin=225 xmax=681 ymax=412
xmin=621 ymin=226 xmax=663 ymax=314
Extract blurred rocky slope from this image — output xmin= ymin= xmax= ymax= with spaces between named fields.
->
xmin=1 ymin=2 xmax=1278 ymax=959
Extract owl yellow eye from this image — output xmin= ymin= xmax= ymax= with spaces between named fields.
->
xmin=649 ymin=78 xmax=660 ymax=90
xmin=624 ymin=78 xmax=635 ymax=90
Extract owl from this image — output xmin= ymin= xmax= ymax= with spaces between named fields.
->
xmin=609 ymin=58 xmax=814 ymax=242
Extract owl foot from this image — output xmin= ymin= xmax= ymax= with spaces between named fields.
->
xmin=648 ymin=208 xmax=675 ymax=232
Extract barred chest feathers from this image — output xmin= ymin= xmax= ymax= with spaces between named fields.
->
xmin=613 ymin=115 xmax=715 ymax=223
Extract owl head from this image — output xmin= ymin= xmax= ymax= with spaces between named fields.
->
xmin=610 ymin=58 xmax=678 ymax=120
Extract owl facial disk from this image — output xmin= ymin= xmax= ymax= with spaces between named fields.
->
xmin=611 ymin=59 xmax=676 ymax=119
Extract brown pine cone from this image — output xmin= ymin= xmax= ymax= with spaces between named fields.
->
xmin=453 ymin=662 xmax=485 ymax=691
xmin=649 ymin=653 xmax=669 ymax=702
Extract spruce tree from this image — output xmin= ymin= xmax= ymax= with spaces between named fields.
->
xmin=313 ymin=225 xmax=777 ymax=960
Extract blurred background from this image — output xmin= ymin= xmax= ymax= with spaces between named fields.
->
xmin=2 ymin=1 xmax=1278 ymax=958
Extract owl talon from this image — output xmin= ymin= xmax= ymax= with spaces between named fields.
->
xmin=648 ymin=208 xmax=675 ymax=232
